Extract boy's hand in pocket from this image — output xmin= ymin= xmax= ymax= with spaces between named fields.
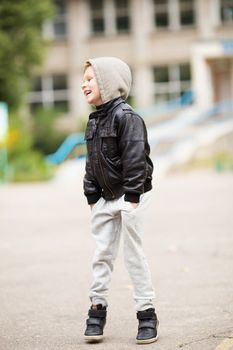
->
xmin=131 ymin=202 xmax=139 ymax=209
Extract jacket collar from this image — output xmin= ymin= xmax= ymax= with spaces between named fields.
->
xmin=89 ymin=97 xmax=123 ymax=119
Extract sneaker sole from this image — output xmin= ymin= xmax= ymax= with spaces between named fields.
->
xmin=136 ymin=334 xmax=159 ymax=344
xmin=84 ymin=335 xmax=103 ymax=343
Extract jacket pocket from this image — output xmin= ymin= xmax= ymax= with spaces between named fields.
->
xmin=106 ymin=155 xmax=122 ymax=170
xmin=99 ymin=129 xmax=118 ymax=158
xmin=100 ymin=153 xmax=123 ymax=184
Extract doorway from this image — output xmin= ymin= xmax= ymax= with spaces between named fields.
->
xmin=210 ymin=59 xmax=232 ymax=103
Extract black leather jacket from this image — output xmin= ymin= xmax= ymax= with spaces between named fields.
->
xmin=83 ymin=97 xmax=153 ymax=204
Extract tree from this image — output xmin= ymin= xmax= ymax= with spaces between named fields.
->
xmin=0 ymin=0 xmax=54 ymax=111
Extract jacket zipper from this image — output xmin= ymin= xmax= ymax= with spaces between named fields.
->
xmin=95 ymin=119 xmax=115 ymax=199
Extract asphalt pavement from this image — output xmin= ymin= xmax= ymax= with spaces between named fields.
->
xmin=0 ymin=170 xmax=233 ymax=350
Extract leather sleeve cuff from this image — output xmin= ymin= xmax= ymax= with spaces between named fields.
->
xmin=86 ymin=193 xmax=101 ymax=205
xmin=124 ymin=193 xmax=140 ymax=203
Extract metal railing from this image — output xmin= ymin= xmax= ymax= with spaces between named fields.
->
xmin=46 ymin=133 xmax=86 ymax=165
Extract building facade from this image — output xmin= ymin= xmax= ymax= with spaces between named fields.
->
xmin=28 ymin=0 xmax=233 ymax=128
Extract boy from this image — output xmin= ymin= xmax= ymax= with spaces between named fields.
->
xmin=81 ymin=57 xmax=158 ymax=344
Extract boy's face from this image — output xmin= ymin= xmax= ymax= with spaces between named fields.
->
xmin=82 ymin=65 xmax=103 ymax=106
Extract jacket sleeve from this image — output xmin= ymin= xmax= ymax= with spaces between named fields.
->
xmin=83 ymin=155 xmax=102 ymax=204
xmin=118 ymin=112 xmax=148 ymax=203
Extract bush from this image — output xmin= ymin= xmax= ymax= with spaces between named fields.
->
xmin=4 ymin=112 xmax=56 ymax=182
xmin=8 ymin=151 xmax=55 ymax=182
xmin=31 ymin=107 xmax=69 ymax=155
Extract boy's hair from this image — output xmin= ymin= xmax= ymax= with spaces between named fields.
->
xmin=83 ymin=62 xmax=91 ymax=72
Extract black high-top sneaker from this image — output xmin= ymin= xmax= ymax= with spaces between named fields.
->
xmin=136 ymin=308 xmax=159 ymax=344
xmin=84 ymin=304 xmax=107 ymax=342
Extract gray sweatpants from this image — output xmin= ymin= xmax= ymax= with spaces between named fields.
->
xmin=89 ymin=192 xmax=155 ymax=311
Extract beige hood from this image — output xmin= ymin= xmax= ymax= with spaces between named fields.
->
xmin=86 ymin=57 xmax=132 ymax=104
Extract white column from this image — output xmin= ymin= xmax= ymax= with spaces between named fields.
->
xmin=131 ymin=0 xmax=154 ymax=108
xmin=196 ymin=0 xmax=216 ymax=39
xmin=170 ymin=0 xmax=179 ymax=30
xmin=191 ymin=42 xmax=223 ymax=108
xmin=68 ymin=0 xmax=90 ymax=122
xmin=104 ymin=0 xmax=116 ymax=35
xmin=212 ymin=0 xmax=221 ymax=28
xmin=191 ymin=53 xmax=213 ymax=108
xmin=133 ymin=68 xmax=154 ymax=108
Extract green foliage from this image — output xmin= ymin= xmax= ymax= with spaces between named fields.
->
xmin=7 ymin=115 xmax=32 ymax=157
xmin=0 ymin=0 xmax=54 ymax=110
xmin=31 ymin=107 xmax=69 ymax=155
xmin=214 ymin=152 xmax=233 ymax=172
xmin=5 ymin=112 xmax=56 ymax=182
xmin=0 ymin=150 xmax=8 ymax=182
xmin=9 ymin=151 xmax=55 ymax=182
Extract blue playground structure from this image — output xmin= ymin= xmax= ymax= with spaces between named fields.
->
xmin=46 ymin=132 xmax=85 ymax=165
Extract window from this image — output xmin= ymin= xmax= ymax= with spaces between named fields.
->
xmin=28 ymin=75 xmax=69 ymax=113
xmin=32 ymin=77 xmax=42 ymax=92
xmin=89 ymin=0 xmax=130 ymax=35
xmin=154 ymin=0 xmax=169 ymax=28
xmin=153 ymin=0 xmax=195 ymax=30
xmin=90 ymin=0 xmax=105 ymax=34
xmin=53 ymin=0 xmax=67 ymax=38
xmin=220 ymin=0 xmax=233 ymax=24
xmin=114 ymin=0 xmax=130 ymax=33
xmin=153 ymin=64 xmax=191 ymax=103
xmin=154 ymin=66 xmax=169 ymax=83
xmin=53 ymin=75 xmax=68 ymax=90
xmin=179 ymin=0 xmax=195 ymax=26
xmin=43 ymin=0 xmax=67 ymax=40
